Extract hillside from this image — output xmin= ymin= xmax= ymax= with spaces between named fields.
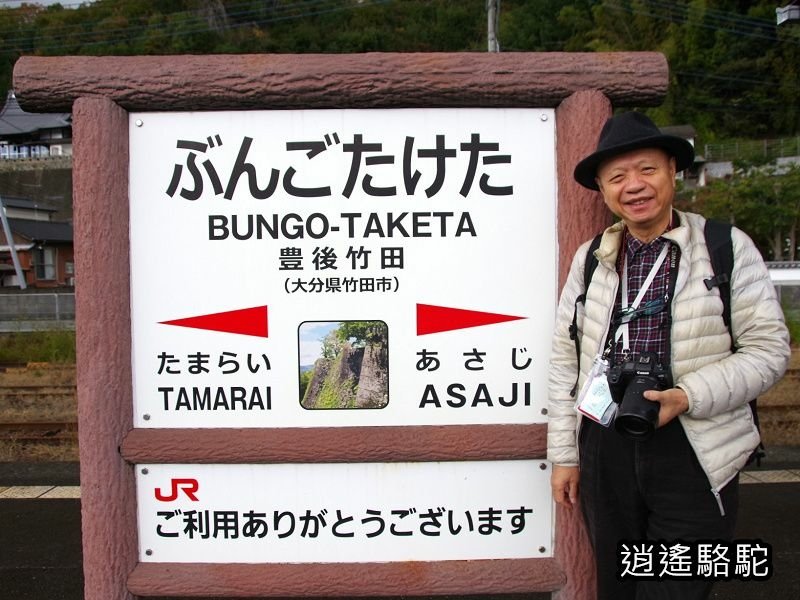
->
xmin=0 ymin=161 xmax=72 ymax=219
xmin=301 ymin=341 xmax=388 ymax=410
xmin=0 ymin=1 xmax=797 ymax=142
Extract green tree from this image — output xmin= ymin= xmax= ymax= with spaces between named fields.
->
xmin=335 ymin=321 xmax=387 ymax=347
xmin=0 ymin=0 xmax=798 ymax=141
xmin=500 ymin=0 xmax=592 ymax=51
xmin=660 ymin=1 xmax=794 ymax=139
xmin=678 ymin=163 xmax=800 ymax=260
xmin=320 ymin=330 xmax=342 ymax=360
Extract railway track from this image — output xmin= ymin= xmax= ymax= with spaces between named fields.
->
xmin=782 ymin=367 xmax=800 ymax=379
xmin=0 ymin=384 xmax=76 ymax=403
xmin=0 ymin=365 xmax=796 ymax=447
xmin=0 ymin=420 xmax=78 ymax=442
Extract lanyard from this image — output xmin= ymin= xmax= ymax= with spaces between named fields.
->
xmin=614 ymin=242 xmax=670 ymax=354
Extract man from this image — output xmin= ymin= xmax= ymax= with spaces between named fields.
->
xmin=547 ymin=111 xmax=790 ymax=599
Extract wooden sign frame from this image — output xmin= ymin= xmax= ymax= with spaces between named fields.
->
xmin=14 ymin=51 xmax=667 ymax=600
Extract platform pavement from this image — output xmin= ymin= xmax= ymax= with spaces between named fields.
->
xmin=1 ymin=452 xmax=799 ymax=600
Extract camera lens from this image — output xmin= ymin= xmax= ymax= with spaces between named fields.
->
xmin=615 ymin=413 xmax=656 ymax=439
xmin=614 ymin=375 xmax=661 ymax=440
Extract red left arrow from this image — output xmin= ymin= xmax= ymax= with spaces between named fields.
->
xmin=159 ymin=306 xmax=268 ymax=338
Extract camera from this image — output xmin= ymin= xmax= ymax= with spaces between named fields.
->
xmin=607 ymin=352 xmax=672 ymax=440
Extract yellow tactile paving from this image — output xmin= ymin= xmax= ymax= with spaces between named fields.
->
xmin=0 ymin=485 xmax=55 ymax=498
xmin=40 ymin=486 xmax=81 ymax=499
xmin=739 ymin=472 xmax=761 ymax=484
xmin=744 ymin=470 xmax=800 ymax=484
xmin=0 ymin=472 xmax=798 ymax=499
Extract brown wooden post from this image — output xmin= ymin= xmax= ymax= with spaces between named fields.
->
xmin=555 ymin=90 xmax=614 ymax=291
xmin=553 ymin=90 xmax=613 ymax=599
xmin=72 ymin=96 xmax=136 ymax=600
xmin=14 ymin=52 xmax=667 ymax=600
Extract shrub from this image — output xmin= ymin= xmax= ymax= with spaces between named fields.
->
xmin=0 ymin=330 xmax=76 ymax=363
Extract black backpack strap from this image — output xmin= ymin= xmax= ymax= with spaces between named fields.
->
xmin=703 ymin=219 xmax=734 ymax=348
xmin=703 ymin=219 xmax=764 ymax=465
xmin=569 ymin=234 xmax=602 ymax=397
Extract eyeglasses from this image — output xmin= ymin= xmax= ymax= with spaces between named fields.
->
xmin=616 ymin=295 xmax=669 ymax=325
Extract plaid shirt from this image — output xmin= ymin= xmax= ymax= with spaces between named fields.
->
xmin=611 ymin=228 xmax=677 ymax=366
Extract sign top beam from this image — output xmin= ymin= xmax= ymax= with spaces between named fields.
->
xmin=14 ymin=52 xmax=667 ymax=113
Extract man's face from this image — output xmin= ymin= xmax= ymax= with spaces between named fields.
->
xmin=596 ymin=147 xmax=677 ymax=238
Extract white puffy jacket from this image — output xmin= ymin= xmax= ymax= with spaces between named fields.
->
xmin=548 ymin=210 xmax=790 ymax=505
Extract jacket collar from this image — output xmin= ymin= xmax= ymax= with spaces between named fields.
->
xmin=595 ymin=209 xmax=689 ymax=269
xmin=662 ymin=210 xmax=690 ymax=248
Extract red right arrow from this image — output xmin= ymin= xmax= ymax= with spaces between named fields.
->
xmin=417 ymin=303 xmax=525 ymax=335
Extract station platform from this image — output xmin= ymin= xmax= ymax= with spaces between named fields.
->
xmin=1 ymin=452 xmax=799 ymax=600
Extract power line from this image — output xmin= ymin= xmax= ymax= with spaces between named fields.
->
xmin=671 ymin=100 xmax=799 ymax=116
xmin=0 ymin=0 xmax=344 ymax=45
xmin=0 ymin=0 xmax=795 ymax=58
xmin=0 ymin=0 xmax=83 ymax=4
xmin=673 ymin=70 xmax=800 ymax=93
xmin=606 ymin=0 xmax=776 ymax=31
xmin=601 ymin=0 xmax=800 ymax=46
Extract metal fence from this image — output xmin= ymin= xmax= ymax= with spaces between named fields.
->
xmin=0 ymin=292 xmax=75 ymax=321
xmin=705 ymin=137 xmax=800 ymax=162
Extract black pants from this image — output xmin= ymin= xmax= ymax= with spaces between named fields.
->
xmin=579 ymin=417 xmax=739 ymax=600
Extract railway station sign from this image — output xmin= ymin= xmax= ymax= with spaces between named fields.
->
xmin=129 ymin=108 xmax=557 ymax=428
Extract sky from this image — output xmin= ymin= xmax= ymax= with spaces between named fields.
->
xmin=298 ymin=321 xmax=339 ymax=366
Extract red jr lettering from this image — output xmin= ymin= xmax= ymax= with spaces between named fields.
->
xmin=154 ymin=478 xmax=199 ymax=501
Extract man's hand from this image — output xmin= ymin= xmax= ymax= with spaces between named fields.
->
xmin=644 ymin=387 xmax=689 ymax=428
xmin=551 ymin=465 xmax=579 ymax=507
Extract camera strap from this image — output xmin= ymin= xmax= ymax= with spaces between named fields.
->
xmin=614 ymin=243 xmax=670 ymax=355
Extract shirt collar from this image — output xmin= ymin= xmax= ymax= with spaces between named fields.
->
xmin=624 ymin=211 xmax=677 ymax=257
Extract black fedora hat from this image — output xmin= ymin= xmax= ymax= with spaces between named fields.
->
xmin=573 ymin=111 xmax=695 ymax=191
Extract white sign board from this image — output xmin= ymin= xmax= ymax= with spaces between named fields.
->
xmin=136 ymin=461 xmax=553 ymax=563
xmin=129 ymin=108 xmax=557 ymax=428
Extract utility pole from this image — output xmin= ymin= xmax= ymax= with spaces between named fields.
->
xmin=0 ymin=195 xmax=26 ymax=289
xmin=487 ymin=0 xmax=500 ymax=52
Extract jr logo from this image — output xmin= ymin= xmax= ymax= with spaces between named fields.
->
xmin=154 ymin=478 xmax=199 ymax=501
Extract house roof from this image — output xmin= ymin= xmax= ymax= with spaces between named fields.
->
xmin=661 ymin=125 xmax=697 ymax=140
xmin=1 ymin=196 xmax=58 ymax=213
xmin=7 ymin=218 xmax=73 ymax=243
xmin=0 ymin=91 xmax=71 ymax=136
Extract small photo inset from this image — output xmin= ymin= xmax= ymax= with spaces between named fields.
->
xmin=298 ymin=320 xmax=389 ymax=410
